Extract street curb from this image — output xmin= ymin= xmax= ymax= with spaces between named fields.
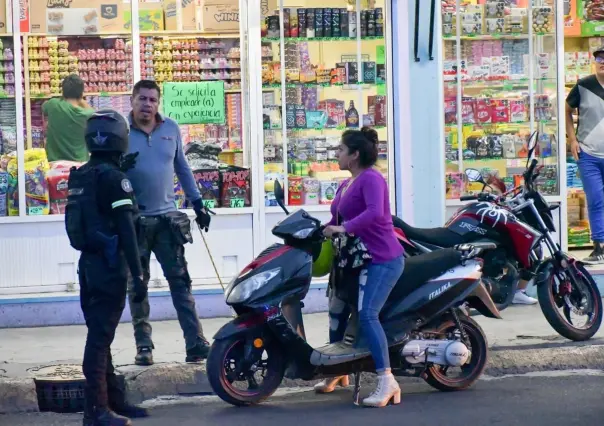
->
xmin=3 ymin=344 xmax=604 ymax=414
xmin=0 ymin=378 xmax=39 ymax=414
xmin=486 ymin=344 xmax=604 ymax=376
xmin=118 ymin=363 xmax=210 ymax=405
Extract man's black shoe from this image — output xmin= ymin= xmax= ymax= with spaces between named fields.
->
xmin=82 ymin=407 xmax=132 ymax=426
xmin=107 ymin=377 xmax=150 ymax=419
xmin=185 ymin=339 xmax=211 ymax=362
xmin=112 ymin=404 xmax=149 ymax=419
xmin=134 ymin=347 xmax=153 ymax=366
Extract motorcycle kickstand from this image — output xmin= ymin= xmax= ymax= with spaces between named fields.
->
xmin=352 ymin=372 xmax=362 ymax=406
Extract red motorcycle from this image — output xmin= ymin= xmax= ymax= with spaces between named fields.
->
xmin=393 ymin=132 xmax=602 ymax=341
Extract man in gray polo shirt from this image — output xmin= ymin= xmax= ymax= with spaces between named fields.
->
xmin=566 ymin=45 xmax=604 ymax=264
xmin=125 ymin=80 xmax=212 ymax=365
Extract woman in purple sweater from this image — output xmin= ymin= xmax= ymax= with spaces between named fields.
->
xmin=314 ymin=127 xmax=404 ymax=407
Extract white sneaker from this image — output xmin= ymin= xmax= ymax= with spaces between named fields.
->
xmin=362 ymin=373 xmax=401 ymax=408
xmin=313 ymin=375 xmax=349 ymax=393
xmin=512 ymin=290 xmax=538 ymax=305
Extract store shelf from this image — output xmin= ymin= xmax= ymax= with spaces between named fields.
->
xmin=263 ymin=82 xmax=386 ymax=89
xmin=261 ymin=36 xmax=384 ymax=43
xmin=140 ymin=31 xmax=239 ymax=38
xmin=265 ymin=205 xmax=331 ymax=214
xmin=30 ymin=91 xmax=132 ymax=99
xmin=443 ymin=33 xmax=555 ymax=41
xmin=0 ymin=207 xmax=256 ymax=224
xmin=26 ymin=32 xmax=132 ymax=37
xmin=445 ymin=195 xmax=562 ymax=207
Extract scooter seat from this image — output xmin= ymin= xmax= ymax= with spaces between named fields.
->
xmin=393 ymin=215 xmax=463 ymax=248
xmin=386 ymin=248 xmax=463 ymax=305
xmin=310 ymin=342 xmax=371 ymax=366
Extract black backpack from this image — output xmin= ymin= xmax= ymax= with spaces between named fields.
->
xmin=64 ymin=163 xmax=118 ymax=258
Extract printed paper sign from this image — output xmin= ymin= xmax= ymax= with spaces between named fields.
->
xmin=162 ymin=81 xmax=225 ymax=125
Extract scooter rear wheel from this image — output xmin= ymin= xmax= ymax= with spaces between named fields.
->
xmin=423 ymin=314 xmax=488 ymax=392
xmin=207 ymin=335 xmax=286 ymax=406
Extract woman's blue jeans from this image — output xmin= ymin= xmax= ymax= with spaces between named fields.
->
xmin=577 ymin=151 xmax=604 ymax=242
xmin=328 ymin=255 xmax=405 ymax=372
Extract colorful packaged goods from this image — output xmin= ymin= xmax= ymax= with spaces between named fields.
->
xmin=0 ymin=171 xmax=7 ymax=216
xmin=220 ymin=167 xmax=251 ymax=208
xmin=193 ymin=169 xmax=221 ymax=209
xmin=174 ymin=175 xmax=186 ymax=209
xmin=47 ymin=160 xmax=82 ymax=214
xmin=288 ymin=175 xmax=303 ymax=205
xmin=320 ymin=180 xmax=338 ymax=205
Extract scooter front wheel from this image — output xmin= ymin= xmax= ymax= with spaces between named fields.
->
xmin=207 ymin=334 xmax=286 ymax=406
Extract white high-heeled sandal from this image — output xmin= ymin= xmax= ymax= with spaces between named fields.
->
xmin=313 ymin=375 xmax=350 ymax=393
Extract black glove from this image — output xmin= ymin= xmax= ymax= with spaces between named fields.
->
xmin=192 ymin=199 xmax=211 ymax=232
xmin=131 ymin=275 xmax=147 ymax=304
xmin=193 ymin=199 xmax=211 ymax=232
xmin=120 ymin=152 xmax=139 ymax=173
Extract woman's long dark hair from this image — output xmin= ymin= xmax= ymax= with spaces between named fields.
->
xmin=341 ymin=126 xmax=379 ymax=168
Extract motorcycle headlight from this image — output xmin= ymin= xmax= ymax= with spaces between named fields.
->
xmin=293 ymin=227 xmax=315 ymax=239
xmin=226 ymin=267 xmax=281 ymax=304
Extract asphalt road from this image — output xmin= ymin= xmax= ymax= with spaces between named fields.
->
xmin=2 ymin=372 xmax=603 ymax=426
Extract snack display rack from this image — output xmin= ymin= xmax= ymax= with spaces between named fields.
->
xmin=260 ymin=0 xmax=394 ymax=211
xmin=442 ymin=0 xmax=565 ymax=213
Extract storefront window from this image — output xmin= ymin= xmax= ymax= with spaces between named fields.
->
xmin=13 ymin=0 xmax=252 ymax=216
xmin=443 ymin=0 xmax=560 ymax=201
xmin=0 ymin=0 xmax=19 ymax=217
xmin=21 ymin=0 xmax=135 ymax=215
xmin=261 ymin=0 xmax=390 ymax=208
xmin=139 ymin=0 xmax=251 ymax=211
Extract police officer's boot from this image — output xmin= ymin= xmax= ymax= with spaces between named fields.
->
xmin=83 ymin=406 xmax=132 ymax=426
xmin=107 ymin=373 xmax=149 ymax=418
xmin=135 ymin=347 xmax=154 ymax=366
xmin=185 ymin=338 xmax=211 ymax=362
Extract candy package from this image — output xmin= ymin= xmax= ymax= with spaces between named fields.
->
xmin=47 ymin=160 xmax=82 ymax=214
xmin=446 ymin=172 xmax=464 ymax=199
xmin=193 ymin=169 xmax=221 ymax=209
xmin=174 ymin=175 xmax=186 ymax=209
xmin=23 ymin=149 xmax=50 ymax=215
xmin=320 ymin=180 xmax=338 ymax=205
xmin=220 ymin=167 xmax=251 ymax=208
xmin=288 ymin=176 xmax=303 ymax=206
xmin=0 ymin=171 xmax=8 ymax=216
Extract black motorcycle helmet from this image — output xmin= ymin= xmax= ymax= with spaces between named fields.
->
xmin=85 ymin=109 xmax=130 ymax=154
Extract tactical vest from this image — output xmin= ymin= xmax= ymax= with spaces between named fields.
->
xmin=64 ymin=163 xmax=118 ymax=257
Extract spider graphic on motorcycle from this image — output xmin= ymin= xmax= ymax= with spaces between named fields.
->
xmin=475 ymin=202 xmax=514 ymax=227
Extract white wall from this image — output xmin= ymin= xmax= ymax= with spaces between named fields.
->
xmin=0 ymin=212 xmax=255 ymax=295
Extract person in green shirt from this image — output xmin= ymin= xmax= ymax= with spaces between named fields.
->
xmin=43 ymin=74 xmax=95 ymax=162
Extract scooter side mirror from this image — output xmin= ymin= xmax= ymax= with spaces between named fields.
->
xmin=273 ymin=180 xmax=289 ymax=215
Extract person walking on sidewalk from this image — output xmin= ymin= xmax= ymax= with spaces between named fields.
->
xmin=125 ymin=80 xmax=212 ymax=366
xmin=66 ymin=110 xmax=149 ymax=425
xmin=566 ymin=45 xmax=604 ymax=264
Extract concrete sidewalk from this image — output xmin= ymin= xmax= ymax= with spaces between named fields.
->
xmin=1 ymin=305 xmax=604 ymax=414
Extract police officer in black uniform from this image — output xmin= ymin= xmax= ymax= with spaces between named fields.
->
xmin=65 ymin=109 xmax=149 ymax=426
